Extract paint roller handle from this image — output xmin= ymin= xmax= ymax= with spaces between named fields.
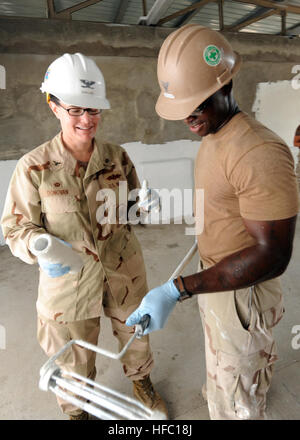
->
xmin=135 ymin=314 xmax=151 ymax=338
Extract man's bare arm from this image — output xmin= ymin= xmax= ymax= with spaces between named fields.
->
xmin=183 ymin=215 xmax=297 ymax=295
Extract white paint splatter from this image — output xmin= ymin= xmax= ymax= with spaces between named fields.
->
xmin=252 ymin=80 xmax=300 ymax=169
xmin=210 ymin=309 xmax=231 ymax=341
xmin=235 ymin=403 xmax=251 ymax=419
xmin=250 ymin=383 xmax=258 ymax=397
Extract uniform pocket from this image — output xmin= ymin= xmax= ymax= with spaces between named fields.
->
xmin=217 ymin=347 xmax=274 ymax=376
xmin=216 ymin=347 xmax=276 ymax=419
xmin=41 ymin=193 xmax=79 ymax=213
xmin=37 ymin=268 xmax=81 ymax=322
xmin=234 ymin=287 xmax=253 ymax=331
xmin=205 ymin=291 xmax=251 ymax=355
xmin=260 ymin=301 xmax=284 ymax=329
xmin=252 ymin=278 xmax=284 ymax=329
xmin=234 ymin=280 xmax=285 ymax=333
xmin=41 ymin=193 xmax=84 ymax=241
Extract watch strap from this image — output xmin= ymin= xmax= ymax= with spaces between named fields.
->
xmin=174 ymin=276 xmax=193 ymax=302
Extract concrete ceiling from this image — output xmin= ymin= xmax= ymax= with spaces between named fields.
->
xmin=1 ymin=0 xmax=300 ymax=36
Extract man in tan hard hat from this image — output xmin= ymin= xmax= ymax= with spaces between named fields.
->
xmin=127 ymin=25 xmax=299 ymax=420
xmin=1 ymin=53 xmax=167 ymax=420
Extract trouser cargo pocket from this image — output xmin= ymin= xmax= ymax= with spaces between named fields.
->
xmin=215 ymin=343 xmax=277 ymax=419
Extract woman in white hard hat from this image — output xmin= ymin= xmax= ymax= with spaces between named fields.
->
xmin=1 ymin=53 xmax=167 ymax=420
xmin=127 ymin=25 xmax=299 ymax=420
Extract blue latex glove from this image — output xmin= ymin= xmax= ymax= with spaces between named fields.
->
xmin=138 ymin=181 xmax=160 ymax=213
xmin=39 ymin=261 xmax=71 ymax=278
xmin=38 ymin=239 xmax=72 ymax=278
xmin=126 ymin=280 xmax=180 ymax=334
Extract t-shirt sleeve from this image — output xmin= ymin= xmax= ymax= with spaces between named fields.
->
xmin=229 ymin=142 xmax=299 ymax=221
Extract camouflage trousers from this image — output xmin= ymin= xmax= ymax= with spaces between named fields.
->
xmin=37 ymin=281 xmax=153 ymax=417
xmin=198 ymin=276 xmax=284 ymax=420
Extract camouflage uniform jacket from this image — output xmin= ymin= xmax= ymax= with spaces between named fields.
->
xmin=1 ymin=132 xmax=147 ymax=322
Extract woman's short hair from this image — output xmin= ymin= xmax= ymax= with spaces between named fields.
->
xmin=49 ymin=94 xmax=60 ymax=105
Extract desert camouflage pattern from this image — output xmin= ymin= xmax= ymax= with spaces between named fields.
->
xmin=37 ymin=276 xmax=153 ymax=416
xmin=37 ymin=314 xmax=100 ymax=416
xmin=1 ymin=132 xmax=148 ymax=323
xmin=102 ymin=277 xmax=153 ymax=379
xmin=2 ymin=132 xmax=154 ymax=416
xmin=198 ymin=270 xmax=284 ymax=420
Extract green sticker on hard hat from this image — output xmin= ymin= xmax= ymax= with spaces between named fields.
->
xmin=203 ymin=45 xmax=221 ymax=66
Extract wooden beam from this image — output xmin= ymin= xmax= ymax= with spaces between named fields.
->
xmin=58 ymin=0 xmax=103 ymax=16
xmin=281 ymin=10 xmax=287 ymax=35
xmin=142 ymin=0 xmax=147 ymax=17
xmin=157 ymin=0 xmax=214 ymax=25
xmin=157 ymin=0 xmax=300 ymax=27
xmin=140 ymin=0 xmax=174 ymax=25
xmin=225 ymin=8 xmax=278 ymax=31
xmin=176 ymin=0 xmax=206 ymax=27
xmin=177 ymin=9 xmax=202 ymax=26
xmin=114 ymin=0 xmax=130 ymax=23
xmin=218 ymin=0 xmax=224 ymax=31
xmin=232 ymin=0 xmax=300 ymax=15
xmin=48 ymin=0 xmax=103 ymax=20
xmin=285 ymin=21 xmax=300 ymax=33
xmin=46 ymin=0 xmax=56 ymax=18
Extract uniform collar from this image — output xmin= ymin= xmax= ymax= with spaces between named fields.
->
xmin=51 ymin=132 xmax=112 ymax=177
xmin=205 ymin=111 xmax=245 ymax=142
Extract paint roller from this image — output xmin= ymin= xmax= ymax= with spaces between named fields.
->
xmin=29 ymin=233 xmax=83 ymax=274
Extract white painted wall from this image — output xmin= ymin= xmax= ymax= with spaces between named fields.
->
xmin=122 ymin=140 xmax=199 ymax=224
xmin=252 ymin=80 xmax=300 ymax=167
xmin=0 ymin=160 xmax=17 ymax=245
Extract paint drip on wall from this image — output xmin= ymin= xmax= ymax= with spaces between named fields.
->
xmin=252 ymin=80 xmax=300 ymax=170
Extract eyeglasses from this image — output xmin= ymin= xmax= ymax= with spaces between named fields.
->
xmin=58 ymin=104 xmax=102 ymax=117
xmin=191 ymin=97 xmax=213 ymax=116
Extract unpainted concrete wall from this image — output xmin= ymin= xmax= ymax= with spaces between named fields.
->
xmin=1 ymin=17 xmax=300 ymax=160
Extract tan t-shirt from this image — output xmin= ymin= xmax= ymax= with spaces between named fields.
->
xmin=195 ymin=112 xmax=299 ymax=267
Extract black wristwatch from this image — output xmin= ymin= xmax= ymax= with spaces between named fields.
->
xmin=174 ymin=276 xmax=193 ymax=302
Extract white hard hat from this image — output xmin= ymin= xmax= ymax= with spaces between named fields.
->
xmin=40 ymin=53 xmax=110 ymax=109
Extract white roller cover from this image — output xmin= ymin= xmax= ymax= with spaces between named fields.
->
xmin=30 ymin=234 xmax=83 ymax=274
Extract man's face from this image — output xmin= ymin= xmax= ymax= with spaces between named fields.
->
xmin=184 ymin=87 xmax=230 ymax=137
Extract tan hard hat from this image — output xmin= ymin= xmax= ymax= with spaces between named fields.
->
xmin=155 ymin=24 xmax=241 ymax=120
